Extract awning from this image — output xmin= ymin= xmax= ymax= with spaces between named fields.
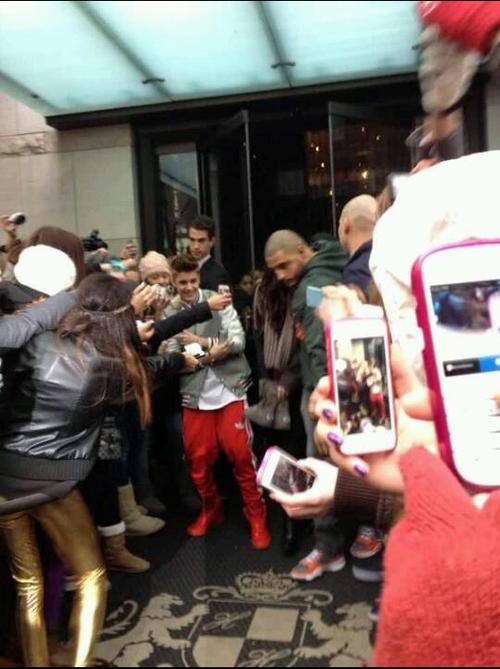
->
xmin=0 ymin=1 xmax=420 ymax=118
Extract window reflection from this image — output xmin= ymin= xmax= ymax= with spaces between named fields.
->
xmin=158 ymin=146 xmax=199 ymax=254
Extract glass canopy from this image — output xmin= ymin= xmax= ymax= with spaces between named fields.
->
xmin=0 ymin=0 xmax=420 ymax=117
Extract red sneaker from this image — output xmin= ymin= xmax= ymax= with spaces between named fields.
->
xmin=350 ymin=525 xmax=384 ymax=559
xmin=291 ymin=548 xmax=346 ymax=582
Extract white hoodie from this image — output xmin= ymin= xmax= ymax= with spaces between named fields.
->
xmin=370 ymin=151 xmax=500 ymax=379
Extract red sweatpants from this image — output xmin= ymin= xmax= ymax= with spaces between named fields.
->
xmin=370 ymin=392 xmax=387 ymax=421
xmin=183 ymin=401 xmax=263 ymax=511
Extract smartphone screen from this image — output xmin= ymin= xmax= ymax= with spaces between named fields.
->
xmin=430 ymin=280 xmax=500 ymax=467
xmin=269 ymin=457 xmax=315 ymax=494
xmin=334 ymin=334 xmax=394 ymax=439
xmin=306 ymin=285 xmax=323 ymax=308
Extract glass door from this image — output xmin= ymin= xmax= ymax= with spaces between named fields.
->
xmin=197 ymin=110 xmax=255 ymax=282
xmin=328 ymin=101 xmax=412 ymax=232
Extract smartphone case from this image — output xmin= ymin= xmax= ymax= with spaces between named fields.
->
xmin=411 ymin=238 xmax=500 ymax=491
xmin=256 ymin=446 xmax=280 ymax=487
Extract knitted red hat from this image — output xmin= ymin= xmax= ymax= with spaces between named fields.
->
xmin=419 ymin=1 xmax=500 ymax=55
xmin=374 ymin=447 xmax=500 ymax=667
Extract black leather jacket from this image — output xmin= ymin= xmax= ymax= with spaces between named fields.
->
xmin=0 ymin=331 xmax=184 ymax=483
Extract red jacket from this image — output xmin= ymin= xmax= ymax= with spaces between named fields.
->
xmin=374 ymin=447 xmax=500 ymax=666
xmin=419 ymin=1 xmax=500 ymax=54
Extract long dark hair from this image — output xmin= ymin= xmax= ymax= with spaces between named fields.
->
xmin=255 ymin=269 xmax=292 ymax=334
xmin=58 ymin=273 xmax=152 ymax=426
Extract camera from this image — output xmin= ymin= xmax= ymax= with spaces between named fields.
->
xmin=8 ymin=212 xmax=26 ymax=225
xmin=81 ymin=229 xmax=107 ymax=252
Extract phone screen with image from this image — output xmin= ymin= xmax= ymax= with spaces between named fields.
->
xmin=269 ymin=457 xmax=315 ymax=494
xmin=330 ymin=319 xmax=396 ymax=456
xmin=335 ymin=335 xmax=393 ymax=436
xmin=257 ymin=448 xmax=316 ymax=494
xmin=430 ymin=280 xmax=500 ymax=468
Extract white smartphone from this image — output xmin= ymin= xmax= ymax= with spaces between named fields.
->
xmin=257 ymin=447 xmax=317 ymax=495
xmin=154 ymin=285 xmax=168 ymax=300
xmin=184 ymin=342 xmax=205 ymax=359
xmin=218 ymin=284 xmax=231 ymax=295
xmin=327 ymin=318 xmax=396 ymax=456
xmin=412 ymin=239 xmax=500 ymax=490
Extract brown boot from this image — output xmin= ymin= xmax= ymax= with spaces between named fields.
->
xmin=102 ymin=533 xmax=150 ymax=573
xmin=118 ymin=483 xmax=165 ymax=536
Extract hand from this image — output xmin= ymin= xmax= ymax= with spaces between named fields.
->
xmin=270 ymin=458 xmax=339 ymax=519
xmin=93 ymin=248 xmax=109 ymax=260
xmin=207 ymin=293 xmax=233 ymax=311
xmin=130 ymin=283 xmax=156 ymax=315
xmin=182 ymin=353 xmax=200 ymax=371
xmin=318 ymin=285 xmax=382 ymax=324
xmin=137 ymin=320 xmax=155 ymax=343
xmin=276 ymin=385 xmax=288 ymax=403
xmin=0 ymin=215 xmax=17 ymax=236
xmin=122 ymin=258 xmax=138 ymax=270
xmin=120 ymin=242 xmax=138 ymax=260
xmin=207 ymin=340 xmax=232 ymax=363
xmin=152 ymin=295 xmax=171 ymax=314
xmin=312 ymin=346 xmax=438 ymax=495
xmin=176 ymin=330 xmax=200 ymax=346
xmin=417 ymin=25 xmax=480 ymax=114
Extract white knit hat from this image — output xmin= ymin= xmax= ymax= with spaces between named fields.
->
xmin=139 ymin=251 xmax=171 ymax=281
xmin=14 ymin=245 xmax=77 ymax=296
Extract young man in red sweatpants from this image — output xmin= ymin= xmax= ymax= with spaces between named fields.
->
xmin=165 ymin=255 xmax=270 ymax=550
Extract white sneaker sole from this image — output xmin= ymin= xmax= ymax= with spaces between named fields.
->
xmin=291 ymin=557 xmax=347 ymax=582
xmin=352 ymin=564 xmax=383 ymax=583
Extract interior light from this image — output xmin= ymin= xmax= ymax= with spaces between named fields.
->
xmin=315 ymin=146 xmax=320 ymax=152
xmin=361 ymin=170 xmax=369 ymax=180
xmin=320 ymin=162 xmax=325 ymax=168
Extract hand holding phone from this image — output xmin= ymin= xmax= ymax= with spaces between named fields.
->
xmin=261 ymin=450 xmax=340 ymax=521
xmin=184 ymin=342 xmax=204 ymax=359
xmin=307 ymin=285 xmax=323 ymax=308
xmin=257 ymin=447 xmax=316 ymax=495
xmin=412 ymin=239 xmax=500 ymax=489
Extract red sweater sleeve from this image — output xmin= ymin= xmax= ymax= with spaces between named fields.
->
xmin=374 ymin=447 xmax=500 ymax=667
xmin=418 ymin=1 xmax=500 ymax=55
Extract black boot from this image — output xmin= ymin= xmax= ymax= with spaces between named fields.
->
xmin=281 ymin=513 xmax=299 ymax=556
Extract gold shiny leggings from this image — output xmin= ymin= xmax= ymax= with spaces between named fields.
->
xmin=0 ymin=489 xmax=108 ymax=667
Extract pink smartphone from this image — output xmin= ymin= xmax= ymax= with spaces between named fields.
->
xmin=257 ymin=447 xmax=316 ymax=495
xmin=412 ymin=239 xmax=500 ymax=490
xmin=326 ymin=317 xmax=397 ymax=456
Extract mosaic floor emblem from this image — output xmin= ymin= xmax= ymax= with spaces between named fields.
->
xmin=97 ymin=570 xmax=372 ymax=667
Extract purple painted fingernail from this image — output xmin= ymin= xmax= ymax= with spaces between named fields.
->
xmin=323 ymin=408 xmax=334 ymax=421
xmin=354 ymin=463 xmax=369 ymax=477
xmin=327 ymin=432 xmax=343 ymax=446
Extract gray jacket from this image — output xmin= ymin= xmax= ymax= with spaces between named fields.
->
xmin=165 ymin=290 xmax=251 ymax=409
xmin=0 ymin=291 xmax=76 ymax=355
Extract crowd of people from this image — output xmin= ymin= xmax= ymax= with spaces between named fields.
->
xmin=1 ymin=1 xmax=500 ymax=666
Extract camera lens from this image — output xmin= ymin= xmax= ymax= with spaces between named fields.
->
xmin=9 ymin=212 xmax=26 ymax=225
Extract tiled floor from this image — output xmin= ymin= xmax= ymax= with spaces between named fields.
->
xmin=96 ymin=502 xmax=379 ymax=667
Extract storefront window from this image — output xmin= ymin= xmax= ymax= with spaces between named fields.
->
xmin=158 ymin=145 xmax=199 ymax=254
